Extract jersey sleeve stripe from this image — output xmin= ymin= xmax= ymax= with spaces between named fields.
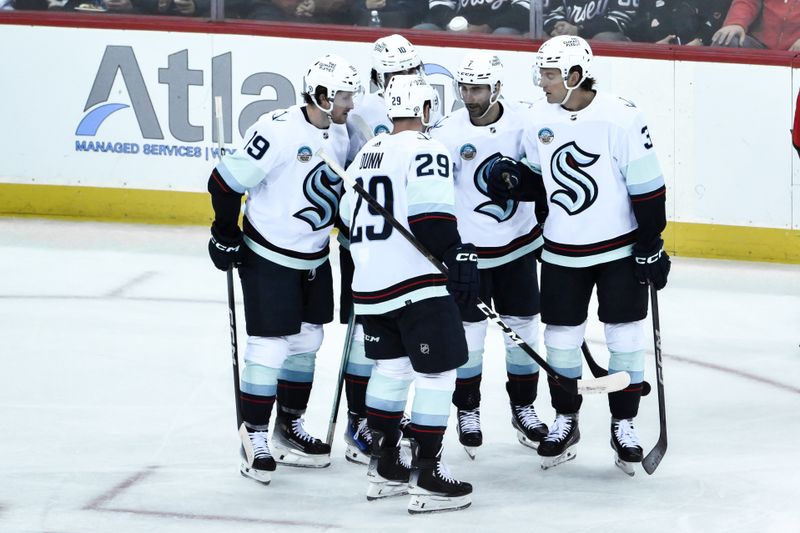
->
xmin=408 ymin=203 xmax=456 ymax=218
xmin=407 ymin=179 xmax=455 ymax=209
xmin=408 ymin=213 xmax=457 ymax=224
xmin=630 ymin=185 xmax=666 ymax=203
xmin=217 ymin=153 xmax=265 ymax=193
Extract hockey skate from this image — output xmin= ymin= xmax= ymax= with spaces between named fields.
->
xmin=455 ymin=407 xmax=482 ymax=460
xmin=366 ymin=429 xmax=411 ymax=501
xmin=272 ymin=413 xmax=331 ymax=468
xmin=408 ymin=444 xmax=472 ymax=514
xmin=611 ymin=418 xmax=643 ymax=477
xmin=399 ymin=413 xmax=412 ymax=447
xmin=239 ymin=429 xmax=276 ymax=485
xmin=344 ymin=412 xmax=372 ymax=465
xmin=538 ymin=413 xmax=580 ymax=470
xmin=510 ymin=402 xmax=548 ymax=450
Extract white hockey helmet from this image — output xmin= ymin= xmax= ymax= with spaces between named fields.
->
xmin=303 ymin=54 xmax=363 ymax=113
xmin=534 ymin=35 xmax=593 ymax=89
xmin=371 ymin=34 xmax=422 ymax=92
xmin=455 ymin=51 xmax=503 ymax=108
xmin=384 ymin=74 xmax=437 ymax=126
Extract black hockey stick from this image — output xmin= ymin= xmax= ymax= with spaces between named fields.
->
xmin=642 ymin=282 xmax=667 ymax=474
xmin=317 ymin=148 xmax=629 ymax=396
xmin=325 ymin=312 xmax=356 ymax=446
xmin=215 ymin=97 xmax=253 ymax=464
xmin=581 ymin=342 xmax=652 ymax=397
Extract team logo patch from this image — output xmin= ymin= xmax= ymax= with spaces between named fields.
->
xmin=420 ymin=343 xmax=430 ymax=355
xmin=374 ymin=124 xmax=390 ymax=135
xmin=297 ymin=146 xmax=313 ymax=162
xmin=538 ymin=128 xmax=554 ymax=144
xmin=460 ymin=143 xmax=477 ymax=160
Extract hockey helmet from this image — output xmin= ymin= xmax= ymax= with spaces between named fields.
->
xmin=385 ymin=74 xmax=437 ymax=126
xmin=371 ymin=34 xmax=422 ymax=93
xmin=455 ymin=51 xmax=503 ymax=107
xmin=304 ymin=54 xmax=363 ymax=113
xmin=534 ymin=35 xmax=593 ymax=89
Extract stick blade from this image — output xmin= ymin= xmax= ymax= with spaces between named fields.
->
xmin=576 ymin=371 xmax=630 ymax=395
xmin=642 ymin=439 xmax=667 ymax=475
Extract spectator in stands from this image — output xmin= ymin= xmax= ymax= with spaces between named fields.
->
xmin=629 ymin=0 xmax=731 ymax=45
xmin=2 ymin=0 xmax=48 ymax=8
xmin=712 ymin=0 xmax=800 ymax=51
xmin=543 ymin=0 xmax=639 ymax=41
xmin=352 ymin=0 xmax=427 ymax=28
xmin=414 ymin=0 xmax=529 ymax=35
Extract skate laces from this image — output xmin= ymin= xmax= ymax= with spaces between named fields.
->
xmin=514 ymin=404 xmax=544 ymax=429
xmin=356 ymin=417 xmax=373 ymax=445
xmin=458 ymin=407 xmax=481 ymax=433
xmin=249 ymin=431 xmax=272 ymax=458
xmin=435 ymin=461 xmax=457 ymax=484
xmin=290 ymin=417 xmax=317 ymax=443
xmin=544 ymin=414 xmax=574 ymax=443
xmin=613 ymin=419 xmax=640 ymax=448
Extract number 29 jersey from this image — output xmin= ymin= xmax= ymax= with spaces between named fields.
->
xmin=522 ymin=92 xmax=665 ymax=268
xmin=214 ymin=105 xmax=349 ymax=270
xmin=340 ymin=131 xmax=455 ymax=315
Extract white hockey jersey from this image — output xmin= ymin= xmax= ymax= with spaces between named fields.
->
xmin=522 ymin=93 xmax=665 ymax=268
xmin=214 ymin=105 xmax=348 ymax=270
xmin=346 ymin=92 xmax=393 ymax=164
xmin=340 ymin=131 xmax=455 ymax=315
xmin=430 ymin=100 xmax=543 ymax=269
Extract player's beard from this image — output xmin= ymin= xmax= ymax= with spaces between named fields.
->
xmin=466 ymin=102 xmax=490 ymax=119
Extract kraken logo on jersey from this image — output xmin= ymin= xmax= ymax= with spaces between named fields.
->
xmin=293 ymin=162 xmax=342 ymax=230
xmin=474 ymin=153 xmax=518 ymax=222
xmin=550 ymin=142 xmax=600 ymax=216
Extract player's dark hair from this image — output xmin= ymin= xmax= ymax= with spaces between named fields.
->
xmin=568 ymin=66 xmax=596 ymax=91
xmin=302 ymin=85 xmax=329 ymax=106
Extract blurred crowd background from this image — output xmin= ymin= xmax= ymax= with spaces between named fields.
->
xmin=1 ymin=0 xmax=797 ymax=52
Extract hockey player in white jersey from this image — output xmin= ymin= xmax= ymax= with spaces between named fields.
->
xmin=487 ymin=36 xmax=670 ymax=475
xmin=338 ymin=34 xmax=424 ymax=465
xmin=340 ymin=74 xmax=476 ymax=513
xmin=430 ymin=51 xmax=549 ymax=459
xmin=207 ymin=54 xmax=362 ymax=484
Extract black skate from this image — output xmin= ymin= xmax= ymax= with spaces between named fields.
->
xmin=538 ymin=413 xmax=580 ymax=470
xmin=611 ymin=418 xmax=643 ymax=476
xmin=239 ymin=429 xmax=276 ymax=485
xmin=456 ymin=407 xmax=482 ymax=460
xmin=366 ymin=429 xmax=411 ymax=501
xmin=510 ymin=403 xmax=548 ymax=450
xmin=272 ymin=413 xmax=331 ymax=468
xmin=408 ymin=444 xmax=472 ymax=514
xmin=344 ymin=412 xmax=372 ymax=465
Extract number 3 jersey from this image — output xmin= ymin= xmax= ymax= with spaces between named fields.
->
xmin=340 ymin=131 xmax=455 ymax=315
xmin=522 ymin=92 xmax=665 ymax=268
xmin=213 ymin=105 xmax=349 ymax=270
xmin=431 ymin=100 xmax=543 ymax=269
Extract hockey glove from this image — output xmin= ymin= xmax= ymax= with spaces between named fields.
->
xmin=633 ymin=238 xmax=671 ymax=290
xmin=487 ymin=156 xmax=547 ymax=208
xmin=443 ymin=243 xmax=480 ymax=312
xmin=208 ymin=224 xmax=244 ymax=271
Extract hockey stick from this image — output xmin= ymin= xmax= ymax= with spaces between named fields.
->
xmin=642 ymin=282 xmax=667 ymax=474
xmin=316 ymin=148 xmax=629 ymax=396
xmin=581 ymin=342 xmax=652 ymax=397
xmin=325 ymin=312 xmax=356 ymax=446
xmin=215 ymin=96 xmax=254 ymax=464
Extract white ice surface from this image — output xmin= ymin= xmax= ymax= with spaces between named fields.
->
xmin=1 ymin=218 xmax=798 ymax=532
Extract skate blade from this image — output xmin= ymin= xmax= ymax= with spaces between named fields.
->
xmin=344 ymin=444 xmax=370 ymax=465
xmin=614 ymin=456 xmax=636 ymax=477
xmin=462 ymin=445 xmax=478 ymax=460
xmin=366 ymin=480 xmax=409 ymax=501
xmin=408 ymin=494 xmax=471 ymax=514
xmin=240 ymin=463 xmax=271 ymax=485
xmin=516 ymin=432 xmax=541 ymax=450
xmin=272 ymin=444 xmax=331 ymax=468
xmin=540 ymin=448 xmax=577 ymax=470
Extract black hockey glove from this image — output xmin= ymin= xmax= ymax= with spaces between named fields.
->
xmin=443 ymin=243 xmax=480 ymax=312
xmin=633 ymin=238 xmax=671 ymax=290
xmin=208 ymin=225 xmax=244 ymax=271
xmin=487 ymin=156 xmax=547 ymax=207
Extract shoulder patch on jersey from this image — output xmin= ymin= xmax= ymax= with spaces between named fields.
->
xmin=460 ymin=143 xmax=477 ymax=160
xmin=538 ymin=128 xmax=554 ymax=145
xmin=297 ymin=146 xmax=313 ymax=162
xmin=373 ymin=124 xmax=390 ymax=136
